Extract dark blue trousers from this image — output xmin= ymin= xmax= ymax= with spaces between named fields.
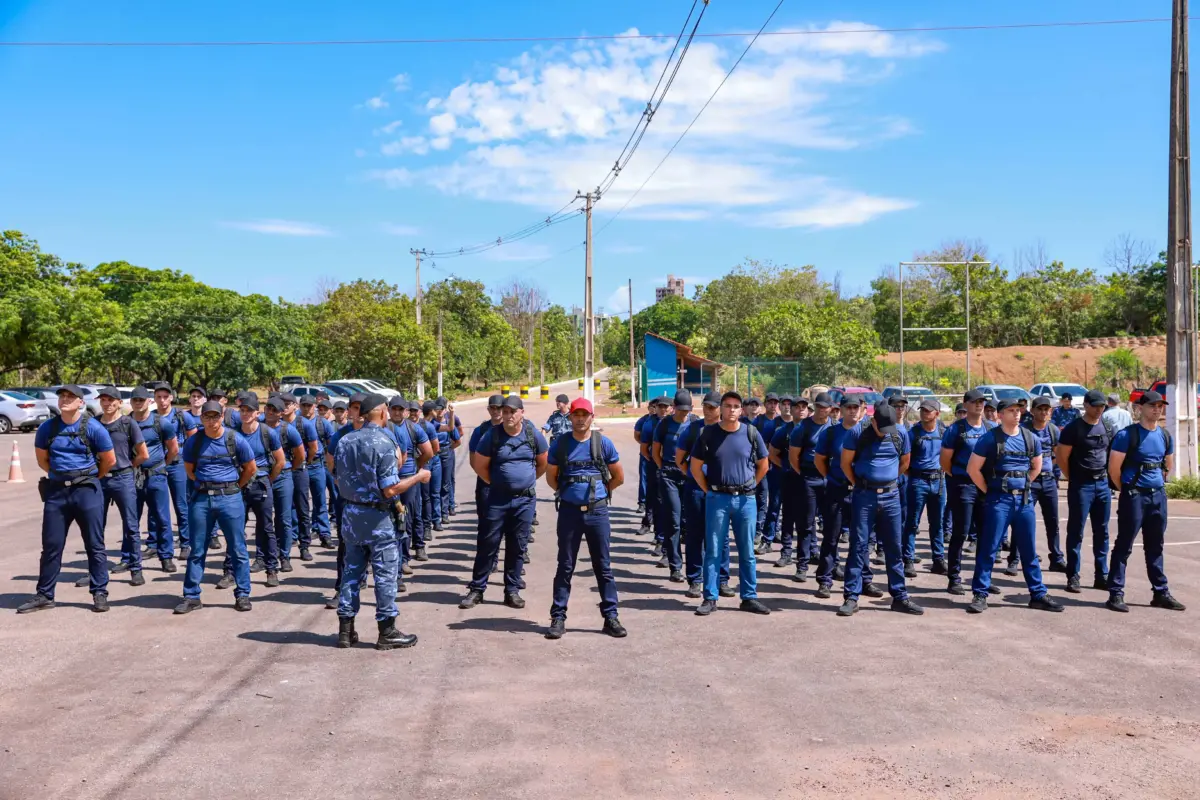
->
xmin=644 ymin=463 xmax=661 ymax=541
xmin=438 ymin=453 xmax=453 ymax=517
xmin=232 ymin=477 xmax=278 ymax=572
xmin=551 ymin=504 xmax=619 ymax=620
xmin=972 ymin=491 xmax=1047 ymax=598
xmin=796 ymin=472 xmax=826 ymax=561
xmin=658 ymin=470 xmax=684 ymax=571
xmin=38 ymin=480 xmax=107 ymax=599
xmin=1066 ymin=478 xmax=1111 ymax=580
xmin=637 ymin=455 xmax=647 ymax=507
xmin=764 ymin=468 xmax=783 ymax=544
xmin=844 ymin=487 xmax=906 ymax=601
xmin=468 ymin=492 xmax=532 ymax=595
xmin=290 ymin=467 xmax=312 ymax=549
xmin=1010 ymin=474 xmax=1062 ymax=567
xmin=754 ymin=476 xmax=769 ymax=538
xmin=445 ymin=447 xmax=457 ymax=510
xmin=816 ymin=480 xmax=850 ymax=586
xmin=421 ymin=458 xmax=442 ymax=532
xmin=903 ymin=473 xmax=945 ymax=562
xmin=778 ymin=471 xmax=800 ymax=552
xmin=272 ymin=473 xmax=296 ymax=558
xmin=948 ymin=476 xmax=984 ymax=582
xmin=402 ymin=480 xmax=422 ymax=551
xmin=683 ymin=482 xmax=729 ymax=584
xmin=138 ymin=467 xmax=174 ymax=560
xmin=103 ymin=471 xmax=141 ymax=570
xmin=1108 ymin=487 xmax=1170 ymax=595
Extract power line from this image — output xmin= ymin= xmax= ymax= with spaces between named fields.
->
xmin=0 ymin=17 xmax=1183 ymax=48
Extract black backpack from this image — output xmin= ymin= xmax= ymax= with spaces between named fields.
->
xmin=980 ymin=426 xmax=1039 ymax=483
xmin=490 ymin=419 xmax=539 ymax=461
xmin=852 ymin=427 xmax=904 ymax=464
xmin=186 ymin=428 xmax=240 ymax=468
xmin=1123 ymin=423 xmax=1173 ymax=488
xmin=697 ymin=421 xmax=763 ymax=470
xmin=554 ymin=430 xmax=613 ymax=503
xmin=46 ymin=413 xmax=99 ymax=455
xmin=102 ymin=415 xmax=139 ymax=460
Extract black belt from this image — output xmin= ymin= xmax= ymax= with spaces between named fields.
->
xmin=346 ymin=498 xmax=391 ymax=512
xmin=140 ymin=462 xmax=167 ymax=476
xmin=195 ymin=481 xmax=240 ymax=496
xmin=290 ymin=465 xmax=308 ymax=473
xmin=560 ymin=497 xmax=610 ymax=512
xmin=660 ymin=467 xmax=685 ymax=481
xmin=50 ymin=474 xmax=98 ymax=487
xmin=107 ymin=466 xmax=134 ymax=476
xmin=911 ymin=469 xmax=941 ymax=479
xmin=710 ymin=484 xmax=754 ymax=495
xmin=856 ymin=480 xmax=898 ymax=493
xmin=1073 ymin=471 xmax=1108 ymax=483
xmin=1123 ymin=485 xmax=1164 ymax=496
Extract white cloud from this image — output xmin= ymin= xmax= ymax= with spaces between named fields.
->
xmin=382 ymin=223 xmax=420 ymax=236
xmin=756 ymin=22 xmax=946 ymax=59
xmin=429 ymin=112 xmax=457 ymax=135
xmin=391 ymin=73 xmax=411 ymax=91
xmin=381 ymin=136 xmax=429 ymax=156
xmin=365 ymin=168 xmax=413 ymax=188
xmin=364 ymin=96 xmax=388 ymax=110
xmin=222 ymin=219 xmax=333 ymax=237
xmin=604 ymin=283 xmax=648 ymax=314
xmin=755 ymin=192 xmax=917 ymax=229
xmin=377 ymin=120 xmax=404 ymax=135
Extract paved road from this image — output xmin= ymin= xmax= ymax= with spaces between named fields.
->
xmin=2 ymin=402 xmax=1200 ymax=799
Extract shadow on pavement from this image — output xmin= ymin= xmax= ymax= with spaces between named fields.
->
xmin=404 ymin=590 xmax=464 ymax=606
xmin=112 ymin=593 xmax=184 ymax=610
xmin=446 ymin=616 xmax=545 ymax=635
xmin=619 ymin=596 xmax=693 ymax=612
xmin=238 ymin=629 xmax=337 ymax=648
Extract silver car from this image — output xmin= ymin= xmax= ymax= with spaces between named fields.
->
xmin=0 ymin=390 xmax=54 ymax=433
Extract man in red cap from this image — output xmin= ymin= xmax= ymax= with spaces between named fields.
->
xmin=544 ymin=397 xmax=626 ymax=638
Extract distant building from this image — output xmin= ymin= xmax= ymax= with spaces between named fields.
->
xmin=570 ymin=306 xmax=610 ymax=337
xmin=656 ymin=274 xmax=685 ymax=303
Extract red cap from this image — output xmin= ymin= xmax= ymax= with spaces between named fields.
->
xmin=569 ymin=397 xmax=594 ymax=415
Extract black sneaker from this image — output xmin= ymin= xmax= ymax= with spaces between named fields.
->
xmin=161 ymin=558 xmax=177 ymax=574
xmin=695 ymin=599 xmax=717 ymax=616
xmin=16 ymin=594 xmax=55 ymax=614
xmin=1004 ymin=561 xmax=1019 ymax=576
xmin=1065 ymin=575 xmax=1081 ymax=594
xmin=130 ymin=570 xmax=145 ymax=587
xmin=964 ymin=540 xmax=976 ymax=554
xmin=1000 ymin=538 xmax=1010 ymax=551
xmin=401 ymin=561 xmax=414 ymax=576
xmin=685 ymin=582 xmax=703 ymax=599
xmin=179 ymin=546 xmax=191 ymax=562
xmin=718 ymin=583 xmax=736 ymax=598
xmin=216 ymin=573 xmax=235 ymax=590
xmin=815 ymin=583 xmax=832 ymax=599
xmin=546 ymin=618 xmax=566 ymax=639
xmin=837 ymin=598 xmax=858 ymax=617
xmin=396 ymin=580 xmax=407 ymax=594
xmin=891 ymin=597 xmax=924 ymax=615
xmin=74 ymin=575 xmax=91 ymax=588
xmin=434 ymin=522 xmax=445 ymax=532
xmin=517 ymin=577 xmax=527 ymax=591
xmin=1106 ymin=593 xmax=1129 ymax=613
xmin=930 ymin=559 xmax=947 ymax=575
xmin=655 ymin=555 xmax=668 ymax=569
xmin=774 ymin=554 xmax=793 ymax=568
xmin=210 ymin=537 xmax=223 ymax=551
xmin=1093 ymin=575 xmax=1109 ymax=591
xmin=325 ymin=594 xmax=338 ymax=610
xmin=739 ymin=598 xmax=771 ymax=615
xmin=808 ymin=555 xmax=819 ymax=566
xmin=1029 ymin=594 xmax=1065 ymax=612
xmin=966 ymin=593 xmax=988 ymax=614
xmin=415 ymin=547 xmax=428 ymax=562
xmin=234 ymin=596 xmax=252 ymax=612
xmin=637 ymin=524 xmax=651 ymax=536
xmin=912 ymin=555 xmax=923 ymax=564
xmin=870 ymin=553 xmax=885 ymax=566
xmin=603 ymin=617 xmax=628 ymax=637
xmin=319 ymin=536 xmax=334 ymax=549
xmin=300 ymin=548 xmax=313 ymax=562
xmin=142 ymin=544 xmax=154 ymax=556
xmin=792 ymin=566 xmax=809 ymax=583
xmin=636 ymin=503 xmax=645 ymax=514
xmin=651 ymin=543 xmax=663 ymax=558
xmin=1151 ymin=591 xmax=1187 ymax=611
xmin=91 ymin=592 xmax=109 ymax=613
xmin=459 ymin=590 xmax=484 ymax=609
xmin=249 ymin=559 xmax=266 ymax=574
xmin=503 ymin=592 xmax=525 ymax=609
xmin=832 ymin=564 xmax=845 ymax=581
xmin=862 ymin=583 xmax=884 ymax=598
xmin=903 ymin=559 xmax=917 ymax=578
xmin=280 ymin=558 xmax=293 ymax=573
xmin=668 ymin=569 xmax=684 ymax=583
xmin=1048 ymin=560 xmax=1068 ymax=573
xmin=265 ymin=571 xmax=280 ymax=588
xmin=173 ymin=598 xmax=202 ymax=615
xmin=947 ymin=579 xmax=966 ymax=596
xmin=110 ymin=562 xmax=131 ymax=574
xmin=754 ymin=541 xmax=771 ymax=555
xmin=987 ymin=585 xmax=1002 ymax=596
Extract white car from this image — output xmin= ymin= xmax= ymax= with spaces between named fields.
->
xmin=1029 ymin=382 xmax=1090 ymax=408
xmin=975 ymin=385 xmax=1032 ymax=405
xmin=0 ymin=390 xmax=54 ymax=433
xmin=116 ymin=386 xmax=136 ymax=414
xmin=325 ymin=379 xmax=401 ymax=399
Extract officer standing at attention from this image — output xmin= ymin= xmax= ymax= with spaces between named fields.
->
xmin=754 ymin=392 xmax=783 ymax=554
xmin=639 ymin=397 xmax=669 ymax=546
xmin=299 ymin=396 xmax=335 ymax=549
xmin=230 ymin=395 xmax=284 ymax=588
xmin=19 ymin=385 xmax=117 ymax=613
xmin=174 ymin=401 xmax=257 ymax=615
xmin=675 ymin=392 xmax=733 ymax=599
xmin=688 ymin=391 xmax=770 ymax=616
xmin=325 ymin=393 xmax=367 ymax=609
xmin=460 ymin=395 xmax=548 ymax=610
xmin=389 ymin=397 xmax=432 ymax=563
xmin=838 ymin=403 xmax=922 ymax=616
xmin=542 ymin=393 xmax=573 ymax=445
xmin=316 ymin=397 xmax=340 ymax=539
xmin=207 ymin=388 xmax=241 ymax=430
xmin=419 ymin=401 xmax=445 ymax=536
xmin=469 ymin=395 xmax=506 ymax=572
xmin=787 ymin=393 xmax=832 ymax=579
xmin=1057 ymin=389 xmax=1116 ymax=594
xmin=433 ymin=400 xmax=461 ymax=532
xmin=377 ymin=400 xmax=414 ymax=590
xmin=904 ymin=397 xmax=947 ymax=576
xmin=280 ymin=393 xmax=316 ymax=561
xmin=545 ymin=397 xmax=626 ymax=639
xmin=767 ymin=396 xmax=802 ymax=564
xmin=130 ymin=386 xmax=179 ymax=572
xmin=155 ymin=384 xmax=195 ymax=561
xmin=1052 ymin=393 xmax=1080 ymax=430
xmin=942 ymin=389 xmax=990 ymax=594
xmin=812 ymin=395 xmax=862 ymax=596
xmin=1105 ymin=391 xmax=1186 ymax=613
xmin=264 ymin=397 xmax=304 ymax=572
xmin=332 ymin=399 xmax=348 ymax=428
xmin=335 ymin=393 xmax=430 ymax=650
xmin=741 ymin=396 xmax=771 ymax=551
xmin=652 ymin=389 xmax=695 ymax=583
xmin=1016 ymin=396 xmax=1067 ymax=572
xmin=962 ymin=398 xmax=1064 ymax=613
xmin=889 ymin=395 xmax=912 ymax=536
xmin=633 ymin=402 xmax=653 ymax=518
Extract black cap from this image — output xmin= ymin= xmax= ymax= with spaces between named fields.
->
xmin=954 ymin=402 xmax=966 ymax=414
xmin=434 ymin=400 xmax=446 ymax=411
xmin=1084 ymin=389 xmax=1107 ymax=407
xmin=794 ymin=395 xmax=811 ymax=406
xmin=918 ymin=396 xmax=941 ymax=412
xmin=488 ymin=394 xmax=505 ymax=407
xmin=239 ymin=395 xmax=260 ymax=411
xmin=189 ymin=386 xmax=207 ymax=398
xmin=840 ymin=394 xmax=861 ymax=408
xmin=1136 ymin=390 xmax=1168 ymax=405
xmin=779 ymin=394 xmax=794 ymax=404
xmin=278 ymin=392 xmax=297 ymax=404
xmin=421 ymin=400 xmax=436 ymax=414
xmin=997 ymin=398 xmax=1020 ymax=411
xmin=1061 ymin=392 xmax=1072 ymax=400
xmin=153 ymin=382 xmax=173 ymax=394
xmin=388 ymin=396 xmax=406 ymax=408
xmin=963 ymin=389 xmax=986 ymax=403
xmin=407 ymin=399 xmax=421 ymax=412
xmin=673 ymin=389 xmax=693 ymax=410
xmin=813 ymin=392 xmax=834 ymax=408
xmin=96 ymin=385 xmax=120 ymax=400
xmin=1107 ymin=393 xmax=1121 ymax=404
xmin=56 ymin=384 xmax=87 ymax=398
xmin=234 ymin=390 xmax=251 ymax=404
xmin=208 ymin=388 xmax=227 ymax=399
xmin=131 ymin=386 xmax=153 ymax=400
xmin=348 ymin=392 xmax=367 ymax=406
xmin=266 ymin=397 xmax=285 ymax=412
xmin=764 ymin=392 xmax=780 ymax=402
xmin=332 ymin=399 xmax=347 ymax=410
xmin=501 ymin=396 xmax=524 ymax=410
xmin=984 ymin=399 xmax=997 ymax=410
xmin=721 ymin=390 xmax=743 ymax=404
xmin=888 ymin=395 xmax=908 ymax=407
xmin=556 ymin=394 xmax=570 ymax=404
xmin=299 ymin=394 xmax=316 ymax=405
xmin=201 ymin=400 xmax=224 ymax=416
xmin=317 ymin=397 xmax=332 ymax=409
xmin=873 ymin=403 xmax=897 ymax=429
xmin=743 ymin=396 xmax=760 ymax=407
xmin=436 ymin=395 xmax=448 ymax=405
xmin=701 ymin=391 xmax=721 ymax=407
xmin=1031 ymin=395 xmax=1052 ymax=408
xmin=360 ymin=393 xmax=388 ymax=417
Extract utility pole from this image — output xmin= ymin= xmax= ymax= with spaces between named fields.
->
xmin=539 ymin=314 xmax=545 ymax=386
xmin=437 ymin=311 xmax=444 ymax=398
xmin=410 ymin=248 xmax=426 ymax=401
xmin=577 ymin=190 xmax=597 ymax=403
xmin=628 ymin=278 xmax=637 ymax=407
xmin=1168 ymin=0 xmax=1198 ymax=476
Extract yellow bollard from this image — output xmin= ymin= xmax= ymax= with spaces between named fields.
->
xmin=578 ymin=378 xmax=584 ymax=389
xmin=501 ymin=384 xmax=511 ymax=397
xmin=540 ymin=386 xmax=550 ymax=400
xmin=593 ymin=378 xmax=601 ymax=390
xmin=520 ymin=385 xmax=530 ymax=399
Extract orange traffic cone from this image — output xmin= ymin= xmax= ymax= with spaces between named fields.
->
xmin=7 ymin=440 xmax=24 ymax=483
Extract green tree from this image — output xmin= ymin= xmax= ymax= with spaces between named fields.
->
xmin=748 ymin=300 xmax=881 ymax=383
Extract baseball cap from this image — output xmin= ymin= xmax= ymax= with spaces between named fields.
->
xmin=963 ymin=389 xmax=985 ymax=403
xmin=1136 ymin=390 xmax=1168 ymax=405
xmin=388 ymin=396 xmax=406 ymax=408
xmin=153 ymin=382 xmax=173 ymax=394
xmin=56 ymin=384 xmax=87 ymax=399
xmin=840 ymin=394 xmax=861 ymax=408
xmin=888 ymin=395 xmax=908 ymax=406
xmin=794 ymin=395 xmax=811 ymax=406
xmin=779 ymin=394 xmax=794 ymax=404
xmin=201 ymin=400 xmax=224 ymax=416
xmin=1061 ymin=392 xmax=1073 ymax=400
xmin=299 ymin=394 xmax=315 ymax=405
xmin=1107 ymin=393 xmax=1121 ymax=404
xmin=96 ymin=385 xmax=120 ymax=400
xmin=701 ymin=391 xmax=721 ymax=407
xmin=997 ymin=398 xmax=1020 ymax=411
xmin=436 ymin=395 xmax=449 ymax=406
xmin=743 ymin=396 xmax=760 ymax=407
xmin=918 ymin=396 xmax=941 ymax=412
xmin=813 ymin=392 xmax=834 ymax=408
xmin=764 ymin=392 xmax=780 ymax=402
xmin=266 ymin=397 xmax=285 ymax=412
xmin=487 ymin=394 xmax=505 ymax=407
xmin=721 ymin=390 xmax=744 ymax=404
xmin=873 ymin=403 xmax=897 ymax=429
xmin=316 ymin=397 xmax=331 ymax=409
xmin=332 ymin=399 xmax=347 ymax=410
xmin=189 ymin=386 xmax=207 ymax=398
xmin=239 ymin=395 xmax=261 ymax=411
xmin=501 ymin=395 xmax=524 ymax=410
xmin=131 ymin=386 xmax=153 ymax=400
xmin=1031 ymin=395 xmax=1052 ymax=408
xmin=673 ymin=389 xmax=693 ymax=410
xmin=348 ymin=392 xmax=367 ymax=406
xmin=278 ymin=392 xmax=298 ymax=404
xmin=208 ymin=388 xmax=227 ymax=400
xmin=1084 ymin=389 xmax=1107 ymax=407
xmin=954 ymin=402 xmax=965 ymax=414
xmin=984 ymin=398 xmax=997 ymax=410
xmin=407 ymin=399 xmax=421 ymax=412
xmin=569 ymin=397 xmax=594 ymax=415
xmin=556 ymin=394 xmax=570 ymax=404
xmin=360 ymin=393 xmax=388 ymax=417
xmin=421 ymin=400 xmax=436 ymax=414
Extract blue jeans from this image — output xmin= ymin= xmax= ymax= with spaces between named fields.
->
xmin=444 ymin=448 xmax=457 ymax=510
xmin=1109 ymin=487 xmax=1169 ymax=595
xmin=1031 ymin=474 xmax=1063 ymax=564
xmin=184 ymin=491 xmax=250 ymax=599
xmin=324 ymin=466 xmax=339 ymax=531
xmin=138 ymin=467 xmax=174 ymax=559
xmin=165 ymin=460 xmax=189 ymax=550
xmin=795 ymin=472 xmax=826 ymax=561
xmin=778 ymin=471 xmax=800 ymax=551
xmin=307 ymin=462 xmax=331 ymax=539
xmin=703 ymin=491 xmax=757 ymax=601
xmin=844 ymin=487 xmax=907 ymax=601
xmin=103 ymin=471 xmax=141 ymax=570
xmin=289 ymin=467 xmax=312 ymax=549
xmin=421 ymin=458 xmax=443 ymax=531
xmin=683 ymin=482 xmax=728 ymax=585
xmin=658 ymin=470 xmax=684 ymax=571
xmin=637 ymin=455 xmax=647 ymax=506
xmin=37 ymin=480 xmax=107 ymax=599
xmin=468 ymin=492 xmax=532 ymax=595
xmin=1066 ymin=478 xmax=1111 ymax=580
xmin=904 ymin=472 xmax=945 ymax=562
xmin=972 ymin=490 xmax=1046 ymax=598
xmin=817 ymin=480 xmax=850 ymax=586
xmin=272 ymin=473 xmax=296 ymax=558
xmin=401 ymin=481 xmax=422 ymax=551
xmin=551 ymin=505 xmax=619 ymax=620
xmin=948 ymin=476 xmax=984 ymax=582
xmin=764 ymin=468 xmax=783 ymax=544
xmin=339 ymin=507 xmax=400 ymax=621
xmin=439 ymin=453 xmax=454 ymax=516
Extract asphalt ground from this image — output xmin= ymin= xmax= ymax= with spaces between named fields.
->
xmin=2 ymin=401 xmax=1199 ymax=799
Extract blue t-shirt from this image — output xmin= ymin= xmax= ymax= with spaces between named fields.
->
xmin=789 ymin=418 xmax=829 ymax=475
xmin=183 ymin=429 xmax=254 ymax=483
xmin=634 ymin=414 xmax=652 ymax=450
xmin=267 ymin=420 xmax=304 ymax=470
xmin=653 ymin=415 xmax=694 ymax=468
xmin=971 ymin=428 xmax=1038 ymax=489
xmin=419 ymin=420 xmax=440 ymax=458
xmin=237 ymin=424 xmax=282 ymax=476
xmin=942 ymin=419 xmax=988 ymax=477
xmin=165 ymin=408 xmax=195 ymax=452
xmin=907 ymin=421 xmax=945 ymax=473
xmin=769 ymin=421 xmax=797 ymax=473
xmin=689 ymin=422 xmax=766 ymax=488
xmin=133 ymin=411 xmax=177 ymax=468
xmin=1024 ymin=422 xmax=1061 ymax=478
xmin=328 ymin=422 xmax=360 ymax=470
xmin=35 ymin=416 xmax=115 ymax=480
xmin=389 ymin=419 xmax=428 ymax=477
xmin=435 ymin=419 xmax=461 ymax=458
xmin=380 ymin=420 xmax=412 ymax=475
xmin=478 ymin=422 xmax=548 ymax=496
xmin=676 ymin=418 xmax=706 ymax=484
xmin=1112 ymin=424 xmax=1173 ymax=489
xmin=548 ymin=433 xmax=620 ymax=504
xmin=183 ymin=410 xmax=204 ymax=434
xmin=843 ymin=425 xmax=910 ymax=484
xmin=754 ymin=415 xmax=781 ymax=466
xmin=639 ymin=415 xmax=665 ymax=468
xmin=289 ymin=414 xmax=318 ymax=457
xmin=101 ymin=416 xmax=145 ymax=471
xmin=814 ymin=422 xmax=861 ymax=484
xmin=302 ymin=414 xmax=334 ymax=457
xmin=468 ymin=421 xmax=499 ymax=454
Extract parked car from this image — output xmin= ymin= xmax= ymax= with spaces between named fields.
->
xmin=318 ymin=383 xmax=355 ymax=398
xmin=326 ymin=379 xmax=401 ymax=399
xmin=828 ymin=386 xmax=882 ymax=415
xmin=882 ymin=386 xmax=952 ymax=414
xmin=279 ymin=375 xmax=308 ymax=392
xmin=10 ymin=387 xmax=61 ymax=416
xmin=975 ymin=384 xmax=1032 ymax=405
xmin=1129 ymin=380 xmax=1200 ymax=406
xmin=1028 ymin=382 xmax=1090 ymax=408
xmin=116 ymin=386 xmax=136 ymax=414
xmin=289 ymin=384 xmax=356 ymax=402
xmin=0 ymin=390 xmax=54 ymax=433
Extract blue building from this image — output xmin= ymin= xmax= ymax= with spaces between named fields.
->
xmin=639 ymin=333 xmax=722 ymax=403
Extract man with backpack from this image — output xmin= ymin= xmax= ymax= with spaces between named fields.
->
xmin=812 ymin=395 xmax=863 ymax=596
xmin=787 ymin=392 xmax=833 ymax=580
xmin=652 ymin=389 xmax=696 ymax=583
xmin=544 ymin=397 xmax=626 ymax=639
xmin=299 ymin=395 xmax=336 ymax=549
xmin=639 ymin=397 xmax=671 ymax=551
xmin=942 ymin=389 xmax=990 ymax=594
xmin=1057 ymin=389 xmax=1117 ymax=594
xmin=389 ymin=397 xmax=432 ymax=564
xmin=753 ymin=392 xmax=784 ymax=554
xmin=460 ymin=395 xmax=548 ymax=610
xmin=231 ymin=395 xmax=284 ymax=589
xmin=767 ymin=396 xmax=803 ymax=568
xmin=904 ymin=396 xmax=947 ymax=576
xmin=688 ymin=391 xmax=771 ymax=616
xmin=676 ymin=392 xmax=733 ymax=599
xmin=1105 ymin=391 xmax=1186 ymax=613
xmin=419 ymin=401 xmax=444 ymax=539
xmin=154 ymin=384 xmax=195 ymax=561
xmin=964 ymin=398 xmax=1065 ymax=614
xmin=130 ymin=386 xmax=179 ymax=572
xmin=263 ymin=397 xmax=305 ymax=572
xmin=1007 ymin=395 xmax=1067 ymax=574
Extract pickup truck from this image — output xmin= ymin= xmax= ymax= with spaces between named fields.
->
xmin=1129 ymin=380 xmax=1200 ymax=405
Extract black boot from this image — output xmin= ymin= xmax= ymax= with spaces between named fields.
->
xmin=337 ymin=617 xmax=359 ymax=648
xmin=376 ymin=618 xmax=418 ymax=650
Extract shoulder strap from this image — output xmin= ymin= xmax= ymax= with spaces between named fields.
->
xmin=223 ymin=428 xmax=237 ymax=460
xmin=889 ymin=431 xmax=902 ymax=456
xmin=852 ymin=427 xmax=878 ymax=463
xmin=591 ymin=430 xmax=612 ymax=482
xmin=153 ymin=412 xmax=164 ymax=442
xmin=1020 ymin=427 xmax=1038 ymax=459
xmin=260 ymin=424 xmax=272 ymax=456
xmin=555 ymin=431 xmax=573 ymax=468
xmin=48 ymin=414 xmax=94 ymax=453
xmin=1102 ymin=417 xmax=1116 ymax=448
xmin=524 ymin=420 xmax=538 ymax=460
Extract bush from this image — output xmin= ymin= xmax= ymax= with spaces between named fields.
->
xmin=1166 ymin=475 xmax=1200 ymax=500
xmin=1013 ymin=352 xmax=1025 ymax=361
xmin=608 ymin=375 xmax=632 ymax=404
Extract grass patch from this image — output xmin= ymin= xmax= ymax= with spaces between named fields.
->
xmin=1166 ymin=475 xmax=1200 ymax=500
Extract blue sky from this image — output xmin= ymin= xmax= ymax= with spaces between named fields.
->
xmin=0 ymin=1 xmax=1177 ymax=314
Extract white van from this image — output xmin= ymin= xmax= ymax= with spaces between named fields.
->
xmin=1029 ymin=382 xmax=1090 ymax=408
xmin=326 ymin=379 xmax=401 ymax=399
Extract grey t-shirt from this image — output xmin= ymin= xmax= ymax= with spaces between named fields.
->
xmin=103 ymin=415 xmax=145 ymax=471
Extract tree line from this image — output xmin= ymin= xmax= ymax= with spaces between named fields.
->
xmin=0 ymin=230 xmax=585 ymax=395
